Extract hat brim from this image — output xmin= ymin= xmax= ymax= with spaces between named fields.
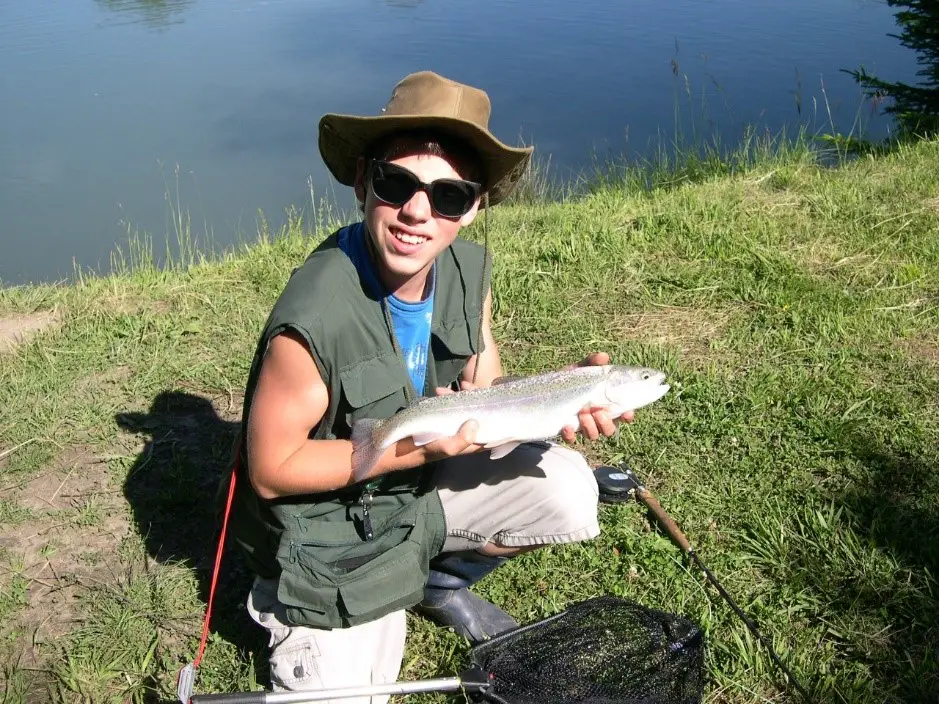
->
xmin=318 ymin=114 xmax=533 ymax=206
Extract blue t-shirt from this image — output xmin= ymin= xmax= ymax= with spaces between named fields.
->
xmin=338 ymin=223 xmax=433 ymax=395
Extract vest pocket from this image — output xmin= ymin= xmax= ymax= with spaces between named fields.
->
xmin=275 ymin=495 xmax=440 ymax=629
xmin=430 ymin=317 xmax=479 ymax=391
xmin=339 ymin=355 xmax=409 ymax=422
xmin=336 ymin=536 xmax=426 ymax=619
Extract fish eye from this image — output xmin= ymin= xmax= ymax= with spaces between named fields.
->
xmin=640 ymin=371 xmax=651 ymax=380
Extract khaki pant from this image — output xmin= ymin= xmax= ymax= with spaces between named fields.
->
xmin=246 ymin=442 xmax=600 ymax=703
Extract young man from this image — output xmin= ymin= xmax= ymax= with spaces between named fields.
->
xmin=228 ymin=71 xmax=636 ymax=701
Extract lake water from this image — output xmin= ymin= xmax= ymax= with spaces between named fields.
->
xmin=0 ymin=0 xmax=922 ymax=286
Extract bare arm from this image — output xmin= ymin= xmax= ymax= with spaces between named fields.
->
xmin=247 ymin=330 xmax=483 ymax=500
xmin=458 ymin=289 xmax=503 ymax=389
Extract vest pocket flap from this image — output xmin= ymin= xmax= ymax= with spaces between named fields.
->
xmin=277 ymin=568 xmax=334 ymax=618
xmin=339 ymin=356 xmax=407 ymax=409
xmin=278 ymin=534 xmax=428 ymax=623
xmin=433 ymin=319 xmax=477 ymax=358
xmin=338 ymin=540 xmax=426 ymax=617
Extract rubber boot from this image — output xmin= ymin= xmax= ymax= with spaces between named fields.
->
xmin=413 ymin=550 xmax=519 ymax=643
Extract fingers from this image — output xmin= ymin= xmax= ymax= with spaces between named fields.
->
xmin=563 ymin=406 xmax=626 ymax=445
xmin=593 ymin=408 xmax=617 ymax=437
xmin=577 ymin=407 xmax=601 ymax=441
xmin=422 ymin=420 xmax=482 ymax=462
xmin=435 ymin=381 xmax=479 ymax=396
xmin=439 ymin=420 xmax=479 ymax=453
xmin=581 ymin=407 xmax=617 ymax=439
xmin=565 ymin=351 xmax=611 ymax=371
xmin=579 ymin=351 xmax=610 ymax=368
xmin=457 ymin=419 xmax=479 ymax=446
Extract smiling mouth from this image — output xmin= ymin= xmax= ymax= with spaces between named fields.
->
xmin=391 ymin=228 xmax=428 ymax=245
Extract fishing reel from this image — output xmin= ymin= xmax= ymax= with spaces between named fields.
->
xmin=594 ymin=463 xmax=643 ymax=504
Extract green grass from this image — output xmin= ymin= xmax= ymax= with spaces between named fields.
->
xmin=1 ymin=136 xmax=939 ymax=702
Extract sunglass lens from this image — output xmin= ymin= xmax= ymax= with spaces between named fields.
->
xmin=371 ymin=163 xmax=417 ymax=205
xmin=432 ymin=181 xmax=476 ymax=218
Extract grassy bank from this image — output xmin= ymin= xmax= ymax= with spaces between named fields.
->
xmin=1 ymin=137 xmax=938 ymax=703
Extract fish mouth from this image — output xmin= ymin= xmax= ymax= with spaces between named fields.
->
xmin=604 ymin=370 xmax=670 ymax=410
xmin=642 ymin=371 xmax=667 ymax=386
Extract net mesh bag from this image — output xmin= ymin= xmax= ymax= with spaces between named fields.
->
xmin=467 ymin=596 xmax=705 ymax=704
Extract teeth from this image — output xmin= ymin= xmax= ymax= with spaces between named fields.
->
xmin=394 ymin=231 xmax=426 ymax=245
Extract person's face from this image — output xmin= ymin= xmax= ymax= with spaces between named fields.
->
xmin=354 ymin=149 xmax=480 ymax=294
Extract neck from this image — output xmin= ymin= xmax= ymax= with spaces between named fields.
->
xmin=378 ymin=266 xmax=431 ymax=303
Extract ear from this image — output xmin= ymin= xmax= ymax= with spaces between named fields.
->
xmin=458 ymin=193 xmax=483 ymax=227
xmin=353 ymin=157 xmax=368 ymax=204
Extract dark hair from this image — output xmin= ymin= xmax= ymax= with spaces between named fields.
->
xmin=364 ymin=129 xmax=485 ymax=185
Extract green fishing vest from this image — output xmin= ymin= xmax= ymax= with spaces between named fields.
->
xmin=224 ymin=228 xmax=490 ymax=629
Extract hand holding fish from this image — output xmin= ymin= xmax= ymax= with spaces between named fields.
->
xmin=397 ymin=382 xmax=488 ymax=462
xmin=560 ymin=352 xmax=636 ymax=443
xmin=402 ymin=413 xmax=489 ymax=464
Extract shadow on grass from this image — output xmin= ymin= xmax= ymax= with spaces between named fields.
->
xmin=835 ymin=436 xmax=939 ymax=700
xmin=732 ymin=427 xmax=939 ymax=701
xmin=843 ymin=442 xmax=939 ymax=574
xmin=116 ymin=390 xmax=267 ymax=691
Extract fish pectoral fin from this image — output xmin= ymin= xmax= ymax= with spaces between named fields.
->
xmin=487 ymin=440 xmax=524 ymax=460
xmin=410 ymin=432 xmax=445 ymax=446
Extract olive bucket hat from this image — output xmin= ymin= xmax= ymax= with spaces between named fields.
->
xmin=318 ymin=71 xmax=534 ymax=206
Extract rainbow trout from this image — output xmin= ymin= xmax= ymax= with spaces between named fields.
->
xmin=350 ymin=364 xmax=669 ymax=481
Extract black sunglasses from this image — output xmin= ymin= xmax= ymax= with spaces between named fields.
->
xmin=367 ymin=159 xmax=482 ymax=218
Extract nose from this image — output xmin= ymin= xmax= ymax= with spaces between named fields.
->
xmin=400 ymin=186 xmax=432 ymax=221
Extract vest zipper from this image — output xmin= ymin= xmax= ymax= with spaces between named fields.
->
xmin=360 ymin=487 xmax=375 ymax=541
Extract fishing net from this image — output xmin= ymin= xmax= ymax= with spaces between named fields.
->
xmin=466 ymin=595 xmax=705 ymax=704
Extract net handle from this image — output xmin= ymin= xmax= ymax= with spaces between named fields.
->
xmin=189 ymin=666 xmax=494 ymax=703
xmin=189 ymin=677 xmax=465 ymax=703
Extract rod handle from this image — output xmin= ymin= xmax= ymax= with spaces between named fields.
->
xmin=190 ymin=693 xmax=265 ymax=704
xmin=636 ymin=488 xmax=693 ymax=554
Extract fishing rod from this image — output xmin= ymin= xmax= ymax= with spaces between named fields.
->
xmin=594 ymin=463 xmax=815 ymax=704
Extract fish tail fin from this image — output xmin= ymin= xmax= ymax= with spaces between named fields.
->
xmin=350 ymin=418 xmax=385 ymax=482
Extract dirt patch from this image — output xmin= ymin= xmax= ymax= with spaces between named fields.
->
xmin=900 ymin=336 xmax=939 ymax=366
xmin=71 ymin=364 xmax=133 ymax=403
xmin=613 ymin=304 xmax=735 ymax=359
xmin=0 ymin=445 xmax=133 ymax=645
xmin=785 ymin=236 xmax=847 ymax=271
xmin=741 ymin=176 xmax=808 ymax=214
xmin=0 ymin=310 xmax=60 ymax=354
xmin=99 ymin=293 xmax=171 ymax=317
xmin=0 ymin=388 xmax=248 ymax=699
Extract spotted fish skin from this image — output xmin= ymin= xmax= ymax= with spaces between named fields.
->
xmin=349 ymin=364 xmax=669 ymax=481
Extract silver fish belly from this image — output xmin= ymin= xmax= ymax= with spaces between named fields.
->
xmin=349 ymin=365 xmax=669 ymax=481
